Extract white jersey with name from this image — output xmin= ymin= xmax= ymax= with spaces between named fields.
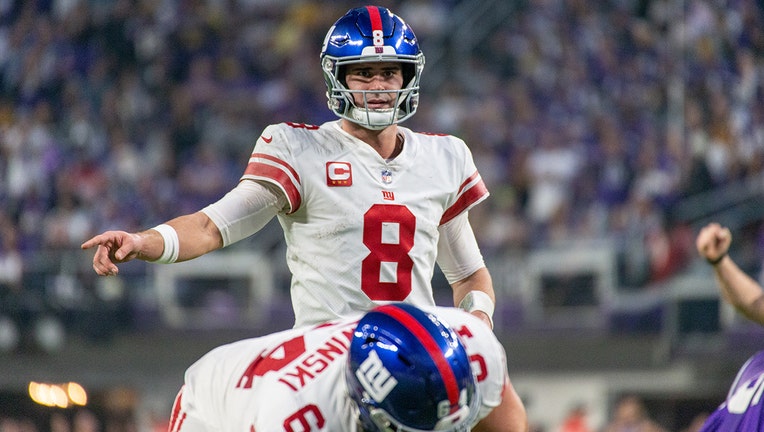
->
xmin=242 ymin=121 xmax=489 ymax=327
xmin=169 ymin=306 xmax=508 ymax=432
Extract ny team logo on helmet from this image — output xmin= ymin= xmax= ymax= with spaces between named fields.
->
xmin=346 ymin=303 xmax=479 ymax=432
xmin=320 ymin=6 xmax=426 ymax=130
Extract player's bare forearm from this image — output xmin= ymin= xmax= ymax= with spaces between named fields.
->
xmin=697 ymin=223 xmax=764 ymax=325
xmin=473 ymin=379 xmax=528 ymax=432
xmin=168 ymin=212 xmax=224 ymax=261
xmin=452 ymin=267 xmax=495 ymax=328
xmin=452 ymin=267 xmax=494 ymax=304
xmin=712 ymin=254 xmax=764 ymax=324
xmin=81 ymin=211 xmax=223 ymax=276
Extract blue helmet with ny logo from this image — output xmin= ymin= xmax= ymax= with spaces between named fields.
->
xmin=320 ymin=6 xmax=425 ymax=130
xmin=346 ymin=303 xmax=479 ymax=432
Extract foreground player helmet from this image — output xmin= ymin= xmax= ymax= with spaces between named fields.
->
xmin=320 ymin=6 xmax=425 ymax=130
xmin=346 ymin=304 xmax=480 ymax=432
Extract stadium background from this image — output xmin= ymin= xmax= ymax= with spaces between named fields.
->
xmin=0 ymin=0 xmax=763 ymax=430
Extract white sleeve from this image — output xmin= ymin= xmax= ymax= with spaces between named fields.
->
xmin=201 ymin=180 xmax=286 ymax=247
xmin=436 ymin=212 xmax=486 ymax=283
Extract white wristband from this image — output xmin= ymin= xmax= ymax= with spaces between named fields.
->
xmin=151 ymin=224 xmax=179 ymax=264
xmin=459 ymin=291 xmax=495 ymax=328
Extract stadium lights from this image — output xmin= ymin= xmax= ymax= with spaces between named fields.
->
xmin=28 ymin=381 xmax=88 ymax=408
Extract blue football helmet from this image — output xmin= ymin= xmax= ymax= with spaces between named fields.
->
xmin=346 ymin=304 xmax=480 ymax=432
xmin=320 ymin=6 xmax=425 ymax=130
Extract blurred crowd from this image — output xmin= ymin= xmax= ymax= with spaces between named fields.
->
xmin=0 ymin=0 xmax=763 ymax=303
xmin=1 ymin=1 xmax=761 ymax=429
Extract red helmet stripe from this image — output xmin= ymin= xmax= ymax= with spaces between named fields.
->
xmin=365 ymin=6 xmax=383 ymax=33
xmin=376 ymin=305 xmax=460 ymax=408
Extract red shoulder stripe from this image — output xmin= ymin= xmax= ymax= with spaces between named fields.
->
xmin=250 ymin=153 xmax=301 ymax=184
xmin=168 ymin=387 xmax=186 ymax=432
xmin=440 ymin=174 xmax=488 ymax=225
xmin=244 ymin=158 xmax=302 ymax=213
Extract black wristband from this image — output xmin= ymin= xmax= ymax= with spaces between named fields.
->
xmin=707 ymin=252 xmax=727 ymax=266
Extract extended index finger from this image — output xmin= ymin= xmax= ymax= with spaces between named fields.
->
xmin=81 ymin=234 xmax=109 ymax=250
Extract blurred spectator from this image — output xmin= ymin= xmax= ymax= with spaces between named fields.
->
xmin=49 ymin=412 xmax=70 ymax=432
xmin=471 ymin=185 xmax=530 ymax=255
xmin=175 ymin=143 xmax=237 ymax=215
xmin=592 ymin=116 xmax=634 ymax=212
xmin=603 ymin=395 xmax=667 ymax=432
xmin=557 ymin=403 xmax=593 ymax=432
xmin=680 ymin=413 xmax=710 ymax=432
xmin=523 ymin=127 xmax=583 ymax=244
xmin=42 ymin=191 xmax=92 ymax=250
xmin=0 ymin=416 xmax=37 ymax=432
xmin=72 ymin=409 xmax=99 ymax=432
xmin=0 ymin=213 xmax=22 ymax=296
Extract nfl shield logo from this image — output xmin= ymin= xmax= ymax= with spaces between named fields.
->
xmin=381 ymin=169 xmax=392 ymax=184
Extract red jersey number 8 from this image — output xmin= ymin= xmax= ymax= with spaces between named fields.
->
xmin=362 ymin=204 xmax=415 ymax=301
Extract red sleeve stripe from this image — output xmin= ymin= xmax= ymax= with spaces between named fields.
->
xmin=440 ymin=175 xmax=489 ymax=225
xmin=457 ymin=171 xmax=480 ymax=195
xmin=375 ymin=305 xmax=460 ymax=409
xmin=168 ymin=387 xmax=187 ymax=432
xmin=366 ymin=6 xmax=383 ymax=33
xmin=243 ymin=163 xmax=301 ymax=214
xmin=250 ymin=153 xmax=301 ymax=184
xmin=243 ymin=154 xmax=302 ymax=213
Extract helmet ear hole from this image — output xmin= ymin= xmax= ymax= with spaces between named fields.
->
xmin=403 ymin=94 xmax=419 ymax=117
xmin=334 ymin=97 xmax=346 ymax=113
xmin=337 ymin=65 xmax=348 ymax=86
xmin=401 ymin=63 xmax=415 ymax=86
xmin=397 ymin=353 xmax=413 ymax=367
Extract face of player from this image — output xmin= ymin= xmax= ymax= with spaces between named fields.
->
xmin=344 ymin=62 xmax=404 ymax=110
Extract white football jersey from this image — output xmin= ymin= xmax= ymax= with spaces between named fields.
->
xmin=169 ymin=306 xmax=508 ymax=432
xmin=242 ymin=120 xmax=489 ymax=327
